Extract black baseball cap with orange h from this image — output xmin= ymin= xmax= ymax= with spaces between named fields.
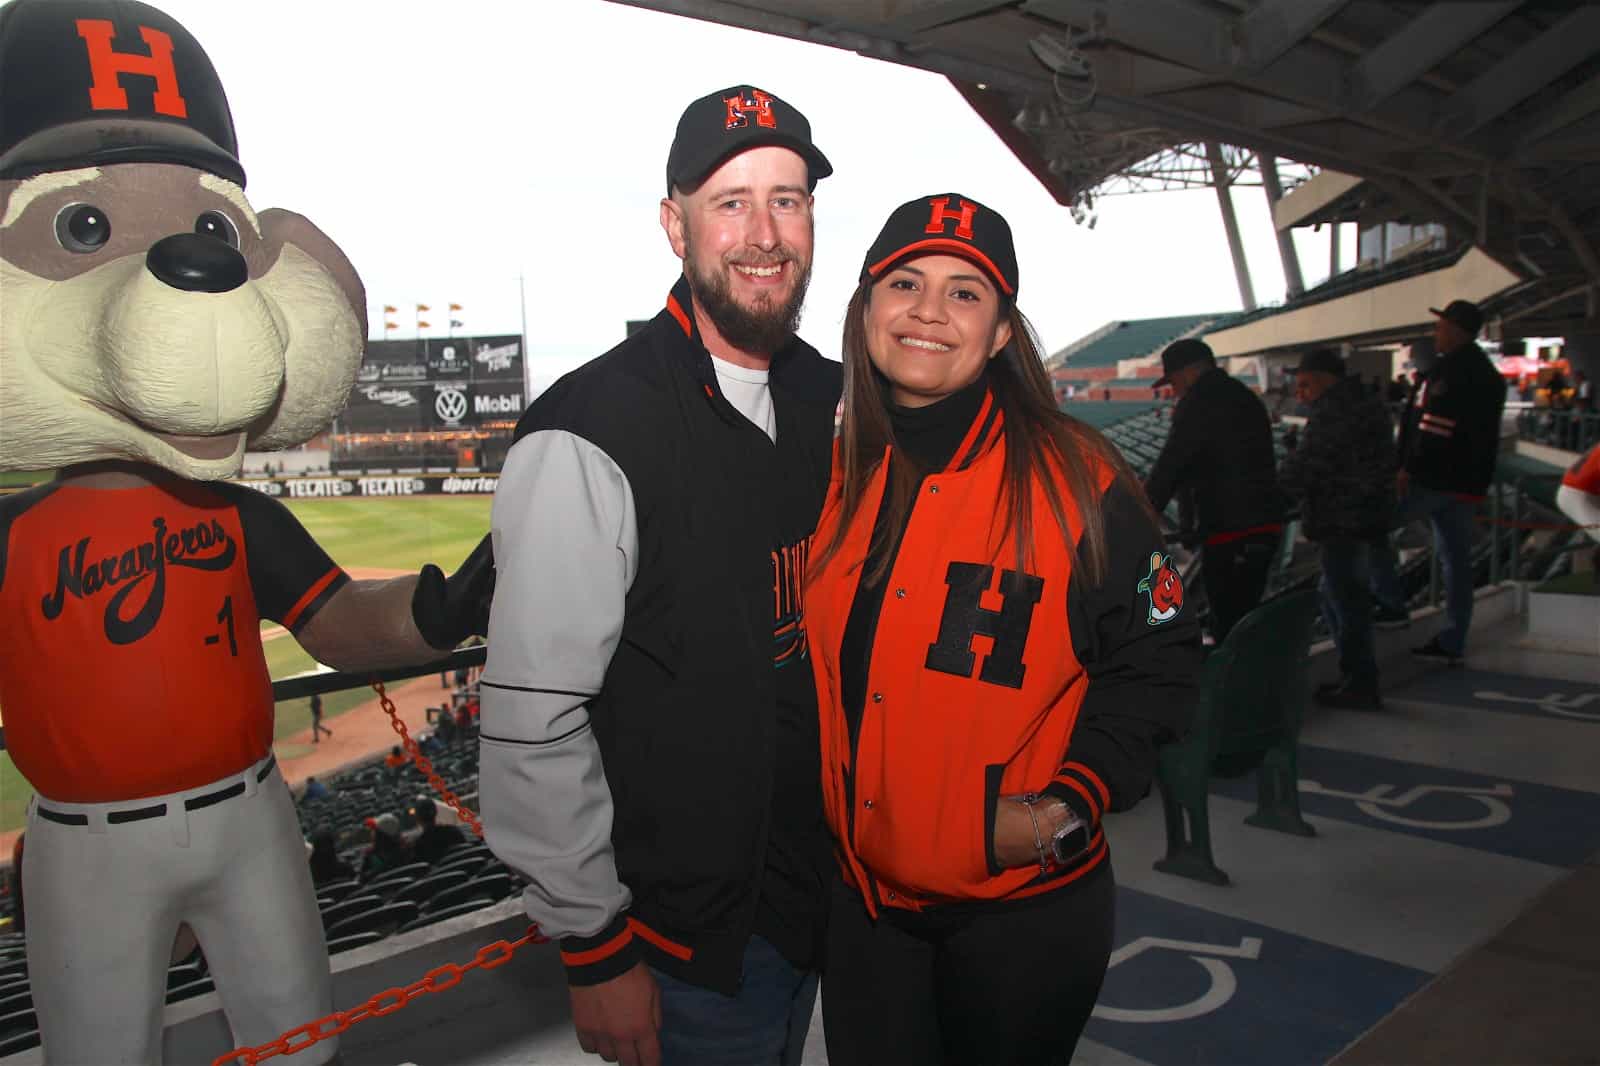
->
xmin=666 ymin=85 xmax=832 ymax=195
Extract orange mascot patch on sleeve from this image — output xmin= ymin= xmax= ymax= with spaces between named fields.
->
xmin=1137 ymin=551 xmax=1183 ymax=625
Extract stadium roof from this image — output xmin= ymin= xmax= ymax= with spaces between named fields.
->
xmin=608 ymin=0 xmax=1600 ymax=334
xmin=1050 ymin=312 xmax=1224 ymax=370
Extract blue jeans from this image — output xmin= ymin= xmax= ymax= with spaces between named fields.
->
xmin=650 ymin=935 xmax=818 ymax=1066
xmin=1371 ymin=485 xmax=1477 ymax=654
xmin=1319 ymin=538 xmax=1377 ymax=687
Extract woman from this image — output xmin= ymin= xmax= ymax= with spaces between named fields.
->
xmin=807 ymin=194 xmax=1202 ymax=1065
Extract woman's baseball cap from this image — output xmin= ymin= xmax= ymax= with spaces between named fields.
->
xmin=860 ymin=193 xmax=1018 ymax=298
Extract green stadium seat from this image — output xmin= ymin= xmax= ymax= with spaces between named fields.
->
xmin=1153 ymin=589 xmax=1320 ymax=886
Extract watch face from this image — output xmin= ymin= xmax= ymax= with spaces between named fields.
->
xmin=1052 ymin=820 xmax=1091 ymax=865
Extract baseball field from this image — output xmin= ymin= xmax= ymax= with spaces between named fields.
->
xmin=0 ymin=494 xmax=493 ymax=834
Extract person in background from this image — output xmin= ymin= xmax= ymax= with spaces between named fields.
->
xmin=359 ymin=814 xmax=411 ymax=881
xmin=410 ymin=797 xmax=467 ymax=866
xmin=1145 ymin=338 xmax=1286 ymax=643
xmin=384 ymin=745 xmax=406 ymax=772
xmin=302 ymin=775 xmax=331 ymax=802
xmin=807 ymin=192 xmax=1200 ymax=1066
xmin=309 ymin=691 xmax=332 ymax=744
xmin=308 ymin=830 xmax=354 ymax=887
xmin=1371 ymin=299 xmax=1506 ymax=664
xmin=1279 ymin=350 xmax=1397 ymax=709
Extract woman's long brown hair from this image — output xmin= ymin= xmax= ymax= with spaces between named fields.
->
xmin=815 ymin=278 xmax=1153 ymax=588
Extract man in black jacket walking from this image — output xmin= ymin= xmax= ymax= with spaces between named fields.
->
xmin=1372 ymin=300 xmax=1505 ymax=664
xmin=480 ymin=87 xmax=841 ymax=1066
xmin=1146 ymin=339 xmax=1286 ymax=643
xmin=1281 ymin=350 xmax=1397 ymax=709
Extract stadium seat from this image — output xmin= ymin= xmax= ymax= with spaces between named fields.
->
xmin=0 ymin=959 xmax=26 ymax=984
xmin=0 ymin=1006 xmax=36 ymax=1037
xmin=433 ymin=853 xmax=489 ymax=879
xmin=389 ymin=870 xmax=470 ymax=908
xmin=0 ymin=977 xmax=26 ymax=1001
xmin=165 ymin=976 xmax=215 ymax=1004
xmin=0 ymin=990 xmax=29 ymax=1017
xmin=320 ymin=893 xmax=384 ymax=929
xmin=324 ymin=901 xmax=420 ymax=942
xmin=467 ymin=871 xmax=514 ymax=901
xmin=423 ymin=882 xmax=500 ymax=914
xmin=0 ymin=945 xmax=25 ymax=962
xmin=1153 ymin=589 xmax=1320 ymax=886
xmin=315 ymin=877 xmax=362 ymax=903
xmin=366 ymin=862 xmax=429 ymax=890
xmin=326 ymin=930 xmax=387 ymax=956
xmin=0 ymin=1026 xmax=39 ymax=1054
xmin=398 ymin=897 xmax=498 ymax=934
xmin=166 ymin=962 xmax=203 ymax=989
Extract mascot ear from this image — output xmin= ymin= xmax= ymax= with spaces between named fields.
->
xmin=245 ymin=209 xmax=367 ymax=450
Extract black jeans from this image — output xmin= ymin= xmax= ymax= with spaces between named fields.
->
xmin=822 ymin=863 xmax=1115 ymax=1066
xmin=1200 ymin=532 xmax=1278 ymax=643
xmin=1319 ymin=537 xmax=1377 ymax=687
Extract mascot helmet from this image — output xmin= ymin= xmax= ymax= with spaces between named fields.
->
xmin=0 ymin=0 xmax=244 ymax=186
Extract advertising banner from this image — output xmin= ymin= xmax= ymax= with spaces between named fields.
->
xmin=234 ymin=473 xmax=500 ymax=497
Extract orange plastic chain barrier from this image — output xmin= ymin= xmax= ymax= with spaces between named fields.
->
xmin=374 ymin=676 xmax=484 ymax=838
xmin=210 ymin=926 xmax=548 ymax=1065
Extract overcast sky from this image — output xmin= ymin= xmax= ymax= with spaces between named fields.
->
xmin=153 ymin=0 xmax=1347 ymax=394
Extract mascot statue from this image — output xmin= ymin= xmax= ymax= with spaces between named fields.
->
xmin=0 ymin=0 xmax=489 ymax=1060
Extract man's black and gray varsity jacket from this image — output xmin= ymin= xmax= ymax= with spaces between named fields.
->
xmin=1398 ymin=341 xmax=1505 ymax=498
xmin=479 ymin=276 xmax=842 ymax=995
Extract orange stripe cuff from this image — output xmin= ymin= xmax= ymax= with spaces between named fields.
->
xmin=281 ymin=567 xmax=345 ymax=632
xmin=560 ymin=926 xmax=634 ymax=968
xmin=1062 ymin=761 xmax=1111 ymax=811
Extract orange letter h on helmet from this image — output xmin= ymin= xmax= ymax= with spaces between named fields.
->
xmin=724 ymin=90 xmax=777 ymax=130
xmin=925 ymin=197 xmax=978 ymax=240
xmin=76 ymin=19 xmax=188 ymax=118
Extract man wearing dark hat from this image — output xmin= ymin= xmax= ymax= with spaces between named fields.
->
xmin=1280 ymin=349 xmax=1397 ymax=708
xmin=480 ymin=86 xmax=840 ymax=1066
xmin=1371 ymin=298 xmax=1505 ymax=663
xmin=1145 ymin=338 xmax=1286 ymax=642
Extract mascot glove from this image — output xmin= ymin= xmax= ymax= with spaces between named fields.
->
xmin=412 ymin=533 xmax=496 ymax=650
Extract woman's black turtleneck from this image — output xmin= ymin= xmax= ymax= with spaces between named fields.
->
xmin=839 ymin=373 xmax=989 ymax=745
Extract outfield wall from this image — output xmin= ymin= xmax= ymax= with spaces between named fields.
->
xmin=233 ymin=473 xmax=499 ymax=498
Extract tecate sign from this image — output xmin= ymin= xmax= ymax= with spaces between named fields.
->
xmin=286 ymin=478 xmax=356 ymax=498
xmin=356 ymin=477 xmax=428 ymax=496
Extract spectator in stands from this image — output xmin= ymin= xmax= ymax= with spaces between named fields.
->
xmin=410 ymin=797 xmax=466 ymax=866
xmin=804 ymin=193 xmax=1200 ymax=1066
xmin=1372 ymin=299 xmax=1506 ymax=664
xmin=1145 ymin=338 xmax=1286 ymax=642
xmin=1575 ymin=370 xmax=1594 ymax=414
xmin=1280 ymin=350 xmax=1397 ymax=710
xmin=1547 ymin=366 xmax=1570 ymax=409
xmin=384 ymin=745 xmax=406 ymax=772
xmin=309 ymin=691 xmax=331 ymax=744
xmin=434 ymin=706 xmax=458 ymax=746
xmin=360 ymin=813 xmax=411 ymax=880
xmin=302 ymin=775 xmax=331 ymax=801
xmin=308 ymin=830 xmax=354 ymax=886
xmin=481 ymin=85 xmax=839 ymax=1066
xmin=1389 ymin=374 xmax=1410 ymax=405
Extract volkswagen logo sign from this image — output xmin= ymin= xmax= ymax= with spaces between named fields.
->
xmin=435 ymin=388 xmax=468 ymax=424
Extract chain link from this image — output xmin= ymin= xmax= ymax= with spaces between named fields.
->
xmin=210 ymin=926 xmax=547 ymax=1065
xmin=373 ymin=677 xmax=484 ymax=838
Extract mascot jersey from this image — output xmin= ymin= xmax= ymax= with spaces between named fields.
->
xmin=0 ymin=478 xmax=348 ymax=803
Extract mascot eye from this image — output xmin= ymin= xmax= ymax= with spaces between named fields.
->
xmin=194 ymin=210 xmax=240 ymax=248
xmin=54 ymin=203 xmax=111 ymax=253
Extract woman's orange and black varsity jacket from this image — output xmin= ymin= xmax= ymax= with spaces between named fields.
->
xmin=807 ymin=385 xmax=1201 ymax=915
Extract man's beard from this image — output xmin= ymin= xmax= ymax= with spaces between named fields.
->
xmin=684 ymin=235 xmax=811 ymax=356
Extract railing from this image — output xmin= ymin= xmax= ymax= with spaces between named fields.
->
xmin=1514 ymin=408 xmax=1600 ymax=455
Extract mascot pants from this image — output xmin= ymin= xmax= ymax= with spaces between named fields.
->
xmin=23 ymin=754 xmax=336 ymax=1065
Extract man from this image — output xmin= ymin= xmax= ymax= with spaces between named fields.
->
xmin=1371 ymin=299 xmax=1505 ymax=663
xmin=1146 ymin=338 xmax=1286 ymax=642
xmin=409 ymin=797 xmax=466 ymax=866
xmin=302 ymin=775 xmax=331 ymax=802
xmin=310 ymin=691 xmax=332 ymax=743
xmin=1280 ymin=350 xmax=1397 ymax=709
xmin=480 ymin=86 xmax=841 ymax=1066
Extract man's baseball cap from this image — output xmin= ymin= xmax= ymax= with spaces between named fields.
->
xmin=412 ymin=797 xmax=437 ymax=822
xmin=0 ymin=0 xmax=244 ymax=186
xmin=1152 ymin=338 xmax=1216 ymax=389
xmin=1294 ymin=348 xmax=1346 ymax=376
xmin=666 ymin=85 xmax=831 ymax=194
xmin=861 ymin=192 xmax=1018 ymax=298
xmin=1429 ymin=298 xmax=1484 ymax=336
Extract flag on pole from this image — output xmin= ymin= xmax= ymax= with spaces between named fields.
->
xmin=416 ymin=303 xmax=431 ymax=312
xmin=383 ymin=304 xmax=398 ymax=313
xmin=449 ymin=302 xmax=463 ymax=311
xmin=417 ymin=320 xmax=432 ymax=330
xmin=384 ymin=321 xmax=398 ymax=331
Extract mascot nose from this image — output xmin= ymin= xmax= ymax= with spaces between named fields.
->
xmin=145 ymin=233 xmax=249 ymax=294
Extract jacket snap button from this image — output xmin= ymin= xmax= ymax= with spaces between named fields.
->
xmin=871 ymin=692 xmax=883 ymax=703
xmin=864 ymin=799 xmax=874 ymax=809
xmin=894 ymin=588 xmax=906 ymax=598
xmin=928 ymin=483 xmax=940 ymax=494
xmin=887 ymin=891 xmax=898 ymax=900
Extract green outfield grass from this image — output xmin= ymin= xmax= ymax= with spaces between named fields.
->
xmin=0 ymin=494 xmax=490 ymax=833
